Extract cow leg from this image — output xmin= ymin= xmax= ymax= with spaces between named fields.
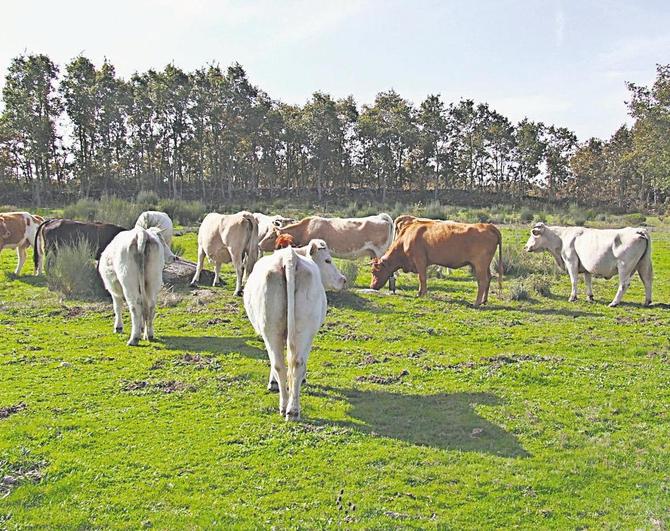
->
xmin=212 ymin=261 xmax=223 ymax=287
xmin=144 ymin=301 xmax=156 ymax=340
xmin=473 ymin=266 xmax=489 ymax=307
xmin=566 ymin=262 xmax=579 ymax=302
xmin=126 ymin=296 xmax=144 ymax=346
xmin=264 ymin=334 xmax=288 ymax=415
xmin=609 ymin=262 xmax=633 ymax=307
xmin=190 ymin=246 xmax=206 ymax=287
xmin=637 ymin=252 xmax=653 ymax=306
xmin=15 ymin=245 xmax=27 ymax=275
xmin=417 ymin=266 xmax=428 ymax=297
xmin=111 ymin=293 xmax=124 ymax=333
xmin=584 ymin=273 xmax=594 ymax=302
xmin=231 ymin=252 xmax=245 ymax=296
xmin=286 ymin=337 xmax=311 ymax=422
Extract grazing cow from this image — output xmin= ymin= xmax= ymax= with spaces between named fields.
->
xmin=34 ymin=219 xmax=126 ymax=274
xmin=524 ymin=223 xmax=653 ymax=306
xmin=190 ymin=211 xmax=259 ymax=295
xmin=370 ymin=220 xmax=503 ymax=306
xmin=260 ymin=214 xmax=395 ymax=290
xmin=253 ymin=213 xmax=295 ymax=253
xmin=0 ymin=211 xmax=44 ymax=274
xmin=394 ymin=215 xmax=457 ymax=275
xmin=98 ymin=227 xmax=176 ymax=346
xmin=244 ymin=240 xmax=346 ymax=420
xmin=135 ymin=211 xmax=174 ymax=247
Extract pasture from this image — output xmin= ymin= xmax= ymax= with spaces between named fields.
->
xmin=1 ymin=225 xmax=669 ymax=528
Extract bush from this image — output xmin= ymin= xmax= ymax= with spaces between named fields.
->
xmin=492 ymin=246 xmax=535 ymax=277
xmin=519 ymin=207 xmax=534 ymax=223
xmin=509 ymin=281 xmax=530 ymax=301
xmin=63 ymin=198 xmax=98 ymax=222
xmin=335 ymin=259 xmax=359 ymax=287
xmin=171 ymin=242 xmax=185 ymax=258
xmin=95 ymin=196 xmax=142 ymax=228
xmin=422 ymin=200 xmax=444 ymax=220
xmin=624 ymin=213 xmax=646 ymax=226
xmin=46 ymin=239 xmax=107 ymax=299
xmin=529 ymin=275 xmax=552 ymax=297
xmin=136 ymin=190 xmax=160 ymax=209
xmin=533 ymin=211 xmax=548 ymax=223
xmin=159 ymin=199 xmax=206 ymax=226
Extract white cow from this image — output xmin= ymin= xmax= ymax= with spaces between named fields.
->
xmin=135 ymin=211 xmax=174 ymax=247
xmin=99 ymin=227 xmax=176 ymax=346
xmin=191 ymin=211 xmax=259 ymax=295
xmin=253 ymin=213 xmax=295 ymax=253
xmin=524 ymin=222 xmax=653 ymax=307
xmin=243 ymin=239 xmax=346 ymax=421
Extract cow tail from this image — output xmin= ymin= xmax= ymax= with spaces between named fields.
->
xmin=243 ymin=212 xmax=259 ymax=278
xmin=496 ymin=228 xmax=503 ymax=295
xmin=284 ymin=249 xmax=298 ymax=391
xmin=136 ymin=230 xmax=148 ymax=324
xmin=33 ymin=219 xmax=49 ymax=275
xmin=637 ymin=229 xmax=652 ymax=268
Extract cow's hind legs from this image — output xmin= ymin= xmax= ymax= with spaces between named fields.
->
xmin=111 ymin=293 xmax=124 ymax=333
xmin=15 ymin=245 xmax=27 ymax=275
xmin=637 ymin=251 xmax=653 ymax=306
xmin=190 ymin=246 xmax=206 ymax=287
xmin=127 ymin=298 xmax=143 ymax=346
xmin=609 ymin=263 xmax=632 ymax=307
xmin=584 ymin=273 xmax=594 ymax=302
xmin=264 ymin=334 xmax=288 ymax=415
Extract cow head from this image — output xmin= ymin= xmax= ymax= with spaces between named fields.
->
xmin=524 ymin=223 xmax=549 ymax=252
xmin=370 ymin=257 xmax=392 ymax=290
xmin=272 ymin=216 xmax=295 ymax=228
xmin=275 ymin=233 xmax=296 ymax=249
xmin=148 ymin=227 xmax=177 ymax=265
xmin=259 ymin=227 xmax=281 ymax=252
xmin=307 ymin=239 xmax=346 ymax=292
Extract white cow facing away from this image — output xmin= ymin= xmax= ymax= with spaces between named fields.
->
xmin=524 ymin=222 xmax=652 ymax=307
xmin=135 ymin=211 xmax=174 ymax=247
xmin=191 ymin=211 xmax=259 ymax=295
xmin=243 ymin=239 xmax=346 ymax=421
xmin=99 ymin=227 xmax=176 ymax=346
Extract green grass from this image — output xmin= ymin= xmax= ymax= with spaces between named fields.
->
xmin=1 ymin=227 xmax=669 ymax=528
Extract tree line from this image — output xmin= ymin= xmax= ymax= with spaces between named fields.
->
xmin=0 ymin=54 xmax=668 ymax=209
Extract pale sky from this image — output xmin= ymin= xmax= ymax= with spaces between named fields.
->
xmin=2 ymin=0 xmax=669 ymax=140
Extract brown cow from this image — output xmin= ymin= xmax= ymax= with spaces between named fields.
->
xmin=0 ymin=211 xmax=44 ymax=274
xmin=370 ymin=220 xmax=503 ymax=306
xmin=34 ymin=219 xmax=126 ymax=274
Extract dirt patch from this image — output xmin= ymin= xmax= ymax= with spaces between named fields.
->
xmin=63 ymin=306 xmax=85 ymax=319
xmin=1 ymin=460 xmax=46 ymax=498
xmin=121 ymin=380 xmax=149 ymax=392
xmin=0 ymin=402 xmax=27 ymax=420
xmin=216 ymin=373 xmax=251 ymax=389
xmin=439 ymin=354 xmax=562 ymax=374
xmin=206 ymin=317 xmax=230 ymax=326
xmin=356 ymin=370 xmax=409 ymax=385
xmin=175 ymin=353 xmax=220 ymax=370
xmin=339 ymin=332 xmax=372 ymax=341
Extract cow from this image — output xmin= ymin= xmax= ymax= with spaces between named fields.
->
xmin=394 ymin=215 xmax=457 ymax=274
xmin=135 ymin=211 xmax=174 ymax=247
xmin=98 ymin=227 xmax=176 ymax=346
xmin=34 ymin=219 xmax=126 ymax=275
xmin=259 ymin=213 xmax=395 ymax=289
xmin=0 ymin=211 xmax=44 ymax=275
xmin=243 ymin=239 xmax=346 ymax=420
xmin=190 ymin=211 xmax=259 ymax=295
xmin=523 ymin=223 xmax=653 ymax=307
xmin=370 ymin=220 xmax=503 ymax=306
xmin=253 ymin=213 xmax=295 ymax=253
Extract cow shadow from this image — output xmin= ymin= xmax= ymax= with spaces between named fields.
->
xmin=306 ymin=385 xmax=529 ymax=458
xmin=9 ymin=273 xmax=48 ymax=288
xmin=434 ymin=297 xmax=600 ymax=318
xmin=160 ymin=335 xmax=267 ymax=360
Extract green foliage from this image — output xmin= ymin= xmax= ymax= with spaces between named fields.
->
xmin=136 ymin=190 xmax=160 ymax=208
xmin=335 ymin=259 xmax=359 ymax=287
xmin=45 ymin=239 xmax=106 ymax=299
xmin=95 ymin=196 xmax=142 ymax=228
xmin=519 ymin=207 xmax=534 ymax=223
xmin=528 ymin=274 xmax=552 ymax=297
xmin=508 ymin=280 xmax=530 ymax=301
xmin=624 ymin=213 xmax=646 ymax=226
xmin=63 ymin=198 xmax=99 ymax=221
xmin=492 ymin=245 xmax=535 ymax=277
xmin=158 ymin=199 xmax=206 ymax=226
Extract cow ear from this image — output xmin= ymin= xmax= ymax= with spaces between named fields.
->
xmin=532 ymin=223 xmax=545 ymax=236
xmin=308 ymin=240 xmax=319 ymax=257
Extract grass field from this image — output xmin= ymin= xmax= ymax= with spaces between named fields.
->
xmin=1 ymin=225 xmax=669 ymax=528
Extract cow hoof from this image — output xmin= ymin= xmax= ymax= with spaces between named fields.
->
xmin=608 ymin=302 xmax=619 ymax=308
xmin=587 ymin=296 xmax=594 ymax=303
xmin=268 ymin=381 xmax=279 ymax=393
xmin=279 ymin=407 xmax=286 ymax=416
xmin=147 ymin=335 xmax=155 ymax=341
xmin=285 ymin=410 xmax=300 ymax=422
xmin=127 ymin=338 xmax=140 ymax=346
xmin=644 ymin=300 xmax=652 ymax=307
xmin=189 ymin=282 xmax=197 ymax=288
xmin=234 ymin=290 xmax=243 ymax=297
xmin=114 ymin=327 xmax=123 ymax=334
xmin=568 ymin=296 xmax=577 ymax=302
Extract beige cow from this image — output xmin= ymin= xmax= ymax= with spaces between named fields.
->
xmin=0 ymin=211 xmax=44 ymax=275
xmin=190 ymin=211 xmax=259 ymax=295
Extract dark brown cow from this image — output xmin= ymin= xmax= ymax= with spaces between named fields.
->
xmin=370 ymin=219 xmax=503 ymax=306
xmin=34 ymin=219 xmax=126 ymax=274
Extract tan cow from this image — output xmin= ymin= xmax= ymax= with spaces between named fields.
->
xmin=0 ymin=211 xmax=44 ymax=275
xmin=190 ymin=211 xmax=259 ymax=295
xmin=370 ymin=219 xmax=503 ymax=306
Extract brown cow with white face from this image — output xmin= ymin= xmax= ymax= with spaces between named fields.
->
xmin=370 ymin=219 xmax=503 ymax=306
xmin=0 ymin=211 xmax=44 ymax=275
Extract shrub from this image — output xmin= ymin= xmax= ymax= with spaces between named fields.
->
xmin=533 ymin=211 xmax=548 ymax=223
xmin=63 ymin=198 xmax=98 ymax=222
xmin=335 ymin=259 xmax=359 ymax=287
xmin=624 ymin=213 xmax=646 ymax=226
xmin=519 ymin=207 xmax=534 ymax=223
xmin=492 ymin=245 xmax=535 ymax=277
xmin=423 ymin=200 xmax=444 ymax=219
xmin=529 ymin=275 xmax=552 ymax=297
xmin=136 ymin=190 xmax=160 ymax=208
xmin=171 ymin=242 xmax=185 ymax=258
xmin=96 ymin=196 xmax=142 ymax=228
xmin=509 ymin=281 xmax=530 ymax=301
xmin=46 ymin=239 xmax=106 ymax=299
xmin=159 ymin=199 xmax=207 ymax=226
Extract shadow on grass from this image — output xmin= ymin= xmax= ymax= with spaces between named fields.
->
xmin=8 ymin=272 xmax=48 ymax=288
xmin=161 ymin=335 xmax=266 ymax=360
xmin=327 ymin=290 xmax=392 ymax=313
xmin=308 ymin=385 xmax=530 ymax=458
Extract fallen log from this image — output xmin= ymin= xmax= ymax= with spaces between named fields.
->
xmin=163 ymin=259 xmax=215 ymax=286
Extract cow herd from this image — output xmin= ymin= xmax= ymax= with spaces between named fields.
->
xmin=0 ymin=208 xmax=656 ymax=420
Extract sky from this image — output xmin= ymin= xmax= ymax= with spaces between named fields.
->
xmin=1 ymin=0 xmax=669 ymax=140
